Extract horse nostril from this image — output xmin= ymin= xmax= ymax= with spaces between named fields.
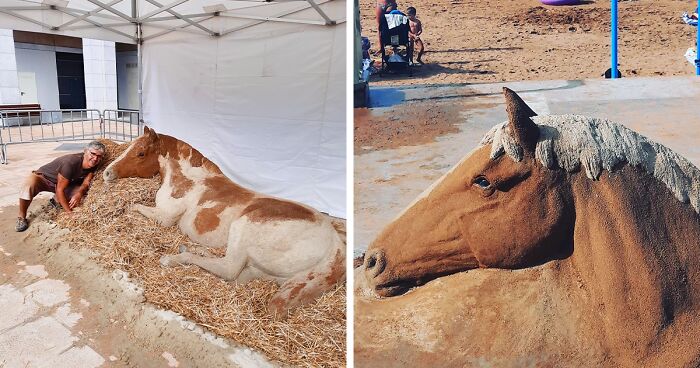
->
xmin=364 ymin=249 xmax=386 ymax=279
xmin=367 ymin=256 xmax=376 ymax=269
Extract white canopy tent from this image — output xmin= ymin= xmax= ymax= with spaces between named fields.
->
xmin=0 ymin=0 xmax=346 ymax=217
xmin=0 ymin=0 xmax=342 ymax=43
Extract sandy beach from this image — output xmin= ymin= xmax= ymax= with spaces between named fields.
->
xmin=359 ymin=0 xmax=698 ymax=86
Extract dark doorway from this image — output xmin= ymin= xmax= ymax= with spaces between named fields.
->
xmin=55 ymin=52 xmax=86 ymax=109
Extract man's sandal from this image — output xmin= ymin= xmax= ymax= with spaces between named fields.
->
xmin=16 ymin=217 xmax=28 ymax=232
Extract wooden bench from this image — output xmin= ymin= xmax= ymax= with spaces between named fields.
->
xmin=0 ymin=103 xmax=41 ymax=114
xmin=0 ymin=104 xmax=42 ymax=127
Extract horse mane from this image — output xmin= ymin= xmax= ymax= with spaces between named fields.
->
xmin=157 ymin=134 xmax=223 ymax=175
xmin=480 ymin=114 xmax=700 ymax=213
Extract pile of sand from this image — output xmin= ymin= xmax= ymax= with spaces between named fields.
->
xmin=51 ymin=140 xmax=346 ymax=367
xmin=354 ymin=103 xmax=461 ymax=153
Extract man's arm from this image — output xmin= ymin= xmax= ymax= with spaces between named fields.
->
xmin=55 ymin=174 xmax=72 ymax=212
xmin=415 ymin=20 xmax=422 ymax=36
xmin=69 ymin=172 xmax=94 ymax=209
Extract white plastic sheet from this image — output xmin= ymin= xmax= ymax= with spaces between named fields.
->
xmin=142 ymin=14 xmax=346 ymax=217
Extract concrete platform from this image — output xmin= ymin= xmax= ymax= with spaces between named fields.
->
xmin=354 ymin=76 xmax=700 ymax=254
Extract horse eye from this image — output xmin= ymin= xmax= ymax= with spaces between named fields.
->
xmin=473 ymin=176 xmax=491 ymax=189
xmin=138 ymin=152 xmax=145 ymax=157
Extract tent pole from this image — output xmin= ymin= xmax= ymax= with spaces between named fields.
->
xmin=138 ymin=23 xmax=143 ymax=130
xmin=696 ymin=0 xmax=699 ymax=75
xmin=611 ymin=0 xmax=618 ymax=79
xmin=134 ymin=0 xmax=144 ymax=130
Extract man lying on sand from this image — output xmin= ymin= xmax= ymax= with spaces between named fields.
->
xmin=16 ymin=141 xmax=105 ymax=232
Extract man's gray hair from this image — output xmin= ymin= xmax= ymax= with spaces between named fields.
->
xmin=86 ymin=140 xmax=106 ymax=153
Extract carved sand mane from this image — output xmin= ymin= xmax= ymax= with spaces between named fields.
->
xmin=483 ymin=115 xmax=700 ymax=212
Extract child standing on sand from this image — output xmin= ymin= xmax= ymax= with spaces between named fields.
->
xmin=407 ymin=7 xmax=424 ymax=65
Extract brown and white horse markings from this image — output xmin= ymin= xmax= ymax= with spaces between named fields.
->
xmin=103 ymin=128 xmax=345 ymax=316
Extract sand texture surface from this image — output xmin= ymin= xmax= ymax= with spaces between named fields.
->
xmin=359 ymin=0 xmax=698 ymax=85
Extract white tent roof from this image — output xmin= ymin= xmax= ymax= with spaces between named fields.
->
xmin=0 ymin=0 xmax=345 ymax=43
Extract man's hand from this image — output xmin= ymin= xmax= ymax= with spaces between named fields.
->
xmin=69 ymin=192 xmax=83 ymax=209
xmin=56 ymin=174 xmax=73 ymax=212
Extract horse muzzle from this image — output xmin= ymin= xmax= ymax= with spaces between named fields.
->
xmin=363 ymin=245 xmax=481 ymax=297
xmin=364 ymin=249 xmax=386 ymax=279
xmin=103 ymin=168 xmax=117 ymax=182
xmin=364 ymin=249 xmax=418 ymax=297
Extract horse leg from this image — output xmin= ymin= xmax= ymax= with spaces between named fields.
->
xmin=267 ymin=243 xmax=345 ymax=318
xmin=132 ymin=204 xmax=181 ymax=227
xmin=160 ymin=221 xmax=247 ymax=280
xmin=160 ymin=252 xmax=246 ymax=281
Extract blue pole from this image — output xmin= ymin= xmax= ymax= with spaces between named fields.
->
xmin=611 ymin=0 xmax=618 ymax=79
xmin=696 ymin=0 xmax=699 ymax=75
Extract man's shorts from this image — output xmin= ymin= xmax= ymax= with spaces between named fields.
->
xmin=19 ymin=172 xmax=82 ymax=201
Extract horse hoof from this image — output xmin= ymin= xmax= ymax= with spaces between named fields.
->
xmin=267 ymin=298 xmax=290 ymax=320
xmin=178 ymin=244 xmax=187 ymax=253
xmin=160 ymin=255 xmax=173 ymax=267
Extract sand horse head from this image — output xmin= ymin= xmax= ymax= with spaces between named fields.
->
xmin=364 ymin=88 xmax=576 ymax=296
xmin=364 ymin=87 xmax=700 ymax=298
xmin=103 ymin=126 xmax=162 ymax=181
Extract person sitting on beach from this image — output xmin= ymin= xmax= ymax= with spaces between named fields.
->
xmin=407 ymin=6 xmax=425 ymax=65
xmin=376 ymin=0 xmax=398 ymax=48
xmin=16 ymin=141 xmax=105 ymax=232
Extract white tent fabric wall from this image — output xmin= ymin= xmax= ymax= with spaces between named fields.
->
xmin=143 ymin=13 xmax=346 ymax=217
xmin=0 ymin=0 xmax=346 ymax=217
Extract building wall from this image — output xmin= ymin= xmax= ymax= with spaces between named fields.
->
xmin=0 ymin=29 xmax=20 ymax=104
xmin=83 ymin=39 xmax=117 ymax=112
xmin=14 ymin=44 xmax=60 ymax=110
xmin=116 ymin=51 xmax=138 ymax=110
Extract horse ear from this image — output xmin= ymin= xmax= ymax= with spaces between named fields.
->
xmin=503 ymin=87 xmax=539 ymax=153
xmin=143 ymin=126 xmax=158 ymax=139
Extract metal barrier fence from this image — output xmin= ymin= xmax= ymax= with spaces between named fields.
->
xmin=102 ymin=110 xmax=141 ymax=141
xmin=0 ymin=109 xmax=141 ymax=164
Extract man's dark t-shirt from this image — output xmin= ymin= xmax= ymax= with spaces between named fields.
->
xmin=36 ymin=153 xmax=97 ymax=185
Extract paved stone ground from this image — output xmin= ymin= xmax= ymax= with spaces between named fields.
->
xmin=0 ymin=247 xmax=106 ymax=367
xmin=0 ymin=142 xmax=112 ymax=367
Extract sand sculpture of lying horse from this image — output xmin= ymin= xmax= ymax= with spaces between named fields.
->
xmin=357 ymin=88 xmax=700 ymax=366
xmin=103 ymin=127 xmax=344 ymax=315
